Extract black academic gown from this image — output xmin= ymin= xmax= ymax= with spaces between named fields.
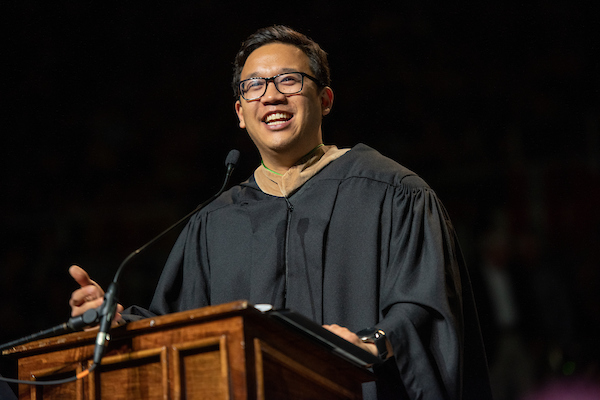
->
xmin=0 ymin=378 xmax=17 ymax=400
xmin=129 ymin=144 xmax=491 ymax=399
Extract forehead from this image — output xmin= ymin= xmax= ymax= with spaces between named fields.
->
xmin=241 ymin=42 xmax=312 ymax=79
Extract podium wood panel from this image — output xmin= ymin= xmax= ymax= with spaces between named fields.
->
xmin=4 ymin=301 xmax=374 ymax=400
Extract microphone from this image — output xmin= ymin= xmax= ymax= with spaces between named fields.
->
xmin=92 ymin=149 xmax=240 ymax=367
xmin=0 ymin=308 xmax=101 ymax=352
xmin=0 ymin=150 xmax=240 ymax=369
xmin=225 ymin=149 xmax=240 ymax=171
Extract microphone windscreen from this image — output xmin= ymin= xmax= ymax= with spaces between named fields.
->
xmin=225 ymin=149 xmax=240 ymax=167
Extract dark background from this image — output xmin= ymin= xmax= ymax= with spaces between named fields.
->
xmin=2 ymin=2 xmax=599 ymax=398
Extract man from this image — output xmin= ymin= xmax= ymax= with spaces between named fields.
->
xmin=70 ymin=26 xmax=492 ymax=399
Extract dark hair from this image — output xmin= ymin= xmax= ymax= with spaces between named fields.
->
xmin=232 ymin=25 xmax=331 ymax=97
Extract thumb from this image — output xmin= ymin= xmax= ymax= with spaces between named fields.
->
xmin=69 ymin=265 xmax=94 ymax=288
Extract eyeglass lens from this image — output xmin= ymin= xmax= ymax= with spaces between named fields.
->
xmin=240 ymin=73 xmax=304 ymax=100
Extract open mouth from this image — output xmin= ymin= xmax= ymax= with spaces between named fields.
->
xmin=263 ymin=112 xmax=293 ymax=126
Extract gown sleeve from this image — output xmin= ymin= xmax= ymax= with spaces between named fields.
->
xmin=147 ymin=212 xmax=211 ymax=316
xmin=375 ymin=175 xmax=491 ymax=399
xmin=119 ymin=213 xmax=210 ymax=321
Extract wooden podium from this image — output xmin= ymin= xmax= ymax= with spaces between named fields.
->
xmin=4 ymin=301 xmax=374 ymax=399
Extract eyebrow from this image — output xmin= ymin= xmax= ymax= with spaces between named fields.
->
xmin=244 ymin=67 xmax=300 ymax=79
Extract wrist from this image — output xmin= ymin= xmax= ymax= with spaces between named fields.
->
xmin=356 ymin=327 xmax=391 ymax=362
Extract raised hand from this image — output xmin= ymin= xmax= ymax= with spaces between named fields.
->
xmin=68 ymin=265 xmax=124 ymax=326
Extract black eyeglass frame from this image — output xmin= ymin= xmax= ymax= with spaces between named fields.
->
xmin=237 ymin=72 xmax=322 ymax=101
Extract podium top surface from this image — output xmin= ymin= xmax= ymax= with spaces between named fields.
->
xmin=3 ymin=300 xmax=379 ymax=368
xmin=2 ymin=300 xmax=253 ymax=357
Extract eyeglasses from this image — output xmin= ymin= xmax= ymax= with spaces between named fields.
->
xmin=238 ymin=72 xmax=321 ymax=101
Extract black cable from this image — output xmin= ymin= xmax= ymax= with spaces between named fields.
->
xmin=0 ymin=363 xmax=97 ymax=386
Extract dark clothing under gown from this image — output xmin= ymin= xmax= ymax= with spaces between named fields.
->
xmin=125 ymin=144 xmax=492 ymax=399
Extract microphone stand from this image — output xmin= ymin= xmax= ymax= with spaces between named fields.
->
xmin=92 ymin=149 xmax=239 ymax=367
xmin=0 ymin=149 xmax=240 ymax=385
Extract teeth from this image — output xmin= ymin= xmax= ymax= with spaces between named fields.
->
xmin=265 ymin=112 xmax=291 ymax=124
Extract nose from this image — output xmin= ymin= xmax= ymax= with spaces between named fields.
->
xmin=261 ymin=81 xmax=286 ymax=104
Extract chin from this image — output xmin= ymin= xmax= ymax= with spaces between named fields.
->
xmin=261 ymin=133 xmax=300 ymax=152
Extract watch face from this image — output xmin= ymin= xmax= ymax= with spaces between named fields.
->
xmin=357 ymin=328 xmax=388 ymax=361
xmin=358 ymin=329 xmax=384 ymax=344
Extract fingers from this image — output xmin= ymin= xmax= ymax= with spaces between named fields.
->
xmin=323 ymin=324 xmax=378 ymax=356
xmin=69 ymin=265 xmax=95 ymax=288
xmin=69 ymin=284 xmax=104 ymax=308
xmin=114 ymin=304 xmax=125 ymax=326
xmin=69 ymin=265 xmax=105 ymax=317
xmin=323 ymin=324 xmax=357 ymax=343
xmin=68 ymin=265 xmax=126 ymax=328
xmin=70 ymin=293 xmax=104 ymax=317
xmin=83 ymin=305 xmax=126 ymax=331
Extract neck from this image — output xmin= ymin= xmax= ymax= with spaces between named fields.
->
xmin=261 ymin=143 xmax=325 ymax=175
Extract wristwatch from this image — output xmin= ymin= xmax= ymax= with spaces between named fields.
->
xmin=356 ymin=327 xmax=389 ymax=361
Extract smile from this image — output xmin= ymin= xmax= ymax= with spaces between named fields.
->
xmin=263 ymin=112 xmax=293 ymax=126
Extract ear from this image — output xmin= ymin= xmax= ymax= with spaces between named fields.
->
xmin=235 ymin=100 xmax=246 ymax=129
xmin=320 ymin=87 xmax=334 ymax=116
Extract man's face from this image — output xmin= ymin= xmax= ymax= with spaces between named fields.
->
xmin=235 ymin=42 xmax=333 ymax=167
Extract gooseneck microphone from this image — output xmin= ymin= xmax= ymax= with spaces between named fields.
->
xmin=92 ymin=148 xmax=240 ymax=367
xmin=0 ymin=149 xmax=240 ymax=386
